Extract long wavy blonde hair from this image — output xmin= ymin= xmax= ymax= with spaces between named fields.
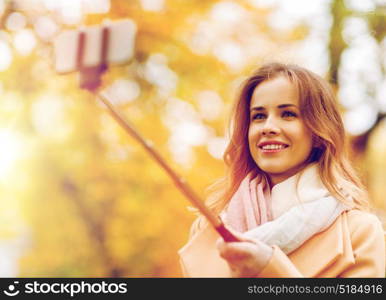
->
xmin=190 ymin=62 xmax=370 ymax=236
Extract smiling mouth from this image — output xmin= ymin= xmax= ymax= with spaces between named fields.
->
xmin=259 ymin=144 xmax=289 ymax=153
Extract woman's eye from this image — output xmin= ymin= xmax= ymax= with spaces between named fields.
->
xmin=282 ymin=111 xmax=297 ymax=118
xmin=252 ymin=113 xmax=266 ymax=120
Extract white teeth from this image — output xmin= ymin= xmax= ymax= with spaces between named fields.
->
xmin=261 ymin=144 xmax=286 ymax=150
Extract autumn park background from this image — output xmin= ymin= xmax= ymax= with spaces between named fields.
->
xmin=0 ymin=0 xmax=385 ymax=277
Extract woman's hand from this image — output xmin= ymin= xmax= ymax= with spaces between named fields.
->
xmin=216 ymin=228 xmax=273 ymax=277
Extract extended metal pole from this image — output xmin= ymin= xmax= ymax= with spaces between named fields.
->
xmin=96 ymin=91 xmax=238 ymax=242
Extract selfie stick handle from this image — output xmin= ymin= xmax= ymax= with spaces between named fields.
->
xmin=96 ymin=92 xmax=238 ymax=242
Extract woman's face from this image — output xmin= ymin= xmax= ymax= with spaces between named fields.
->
xmin=248 ymin=76 xmax=313 ymax=186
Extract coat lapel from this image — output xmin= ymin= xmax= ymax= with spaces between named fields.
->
xmin=288 ymin=212 xmax=355 ymax=277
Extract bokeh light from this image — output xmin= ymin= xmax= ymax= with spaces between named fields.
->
xmin=30 ymin=94 xmax=73 ymax=141
xmin=140 ymin=0 xmax=165 ymax=12
xmin=345 ymin=0 xmax=375 ymax=12
xmin=34 ymin=16 xmax=59 ymax=41
xmin=104 ymin=79 xmax=141 ymax=106
xmin=144 ymin=54 xmax=178 ymax=96
xmin=0 ymin=40 xmax=12 ymax=71
xmin=5 ymin=12 xmax=27 ymax=31
xmin=83 ymin=0 xmax=110 ymax=14
xmin=344 ymin=103 xmax=378 ymax=135
xmin=13 ymin=29 xmax=37 ymax=56
xmin=196 ymin=90 xmax=223 ymax=121
xmin=207 ymin=137 xmax=228 ymax=160
xmin=59 ymin=0 xmax=83 ymax=25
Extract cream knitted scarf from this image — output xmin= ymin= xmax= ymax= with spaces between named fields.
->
xmin=224 ymin=167 xmax=348 ymax=254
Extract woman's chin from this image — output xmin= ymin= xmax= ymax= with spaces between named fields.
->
xmin=258 ymin=164 xmax=289 ymax=175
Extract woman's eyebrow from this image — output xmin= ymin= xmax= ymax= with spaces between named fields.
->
xmin=250 ymin=104 xmax=298 ymax=111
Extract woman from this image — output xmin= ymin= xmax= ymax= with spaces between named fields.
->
xmin=178 ymin=63 xmax=385 ymax=277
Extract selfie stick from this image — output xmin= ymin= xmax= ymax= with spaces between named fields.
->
xmin=76 ymin=27 xmax=238 ymax=242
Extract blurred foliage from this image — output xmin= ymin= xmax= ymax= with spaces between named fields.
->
xmin=0 ymin=0 xmax=385 ymax=277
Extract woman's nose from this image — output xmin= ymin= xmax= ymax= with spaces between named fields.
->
xmin=261 ymin=117 xmax=280 ymax=136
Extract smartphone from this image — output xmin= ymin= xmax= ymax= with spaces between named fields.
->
xmin=53 ymin=19 xmax=136 ymax=74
